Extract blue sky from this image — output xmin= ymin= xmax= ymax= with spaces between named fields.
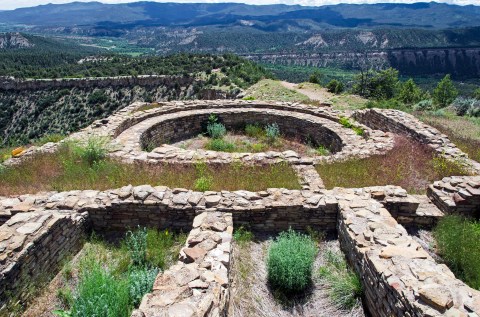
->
xmin=1 ymin=0 xmax=479 ymax=10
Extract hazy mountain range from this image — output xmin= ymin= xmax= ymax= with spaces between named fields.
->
xmin=0 ymin=1 xmax=480 ymax=29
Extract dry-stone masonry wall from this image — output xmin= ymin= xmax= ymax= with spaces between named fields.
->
xmin=428 ymin=176 xmax=480 ymax=218
xmin=0 ymin=209 xmax=87 ymax=313
xmin=353 ymin=108 xmax=480 ymax=172
xmin=132 ymin=211 xmax=233 ymax=317
xmin=336 ymin=188 xmax=480 ymax=317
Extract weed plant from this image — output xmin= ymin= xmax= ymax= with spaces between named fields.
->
xmin=267 ymin=229 xmax=317 ymax=294
xmin=318 ymin=249 xmax=363 ymax=310
xmin=265 ymin=123 xmax=280 ymax=144
xmin=233 ymin=226 xmax=254 ymax=247
xmin=207 ymin=122 xmax=227 ymax=139
xmin=205 ymin=138 xmax=236 ymax=152
xmin=316 ymin=145 xmax=330 ymax=156
xmin=434 ymin=215 xmax=480 ymax=290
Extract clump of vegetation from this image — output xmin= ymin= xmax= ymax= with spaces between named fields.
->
xmin=267 ymin=229 xmax=317 ymax=294
xmin=206 ymin=115 xmax=227 ymax=139
xmin=70 ymin=137 xmax=110 ymax=166
xmin=34 ymin=133 xmax=66 ymax=146
xmin=193 ymin=162 xmax=213 ymax=192
xmin=308 ymin=70 xmax=323 ymax=85
xmin=397 ymin=78 xmax=423 ymax=105
xmin=53 ymin=228 xmax=184 ymax=317
xmin=265 ymin=123 xmax=280 ymax=144
xmin=316 ymin=145 xmax=330 ymax=156
xmin=245 ymin=124 xmax=264 ymax=139
xmin=413 ymin=99 xmax=434 ymax=112
xmin=205 ymin=138 xmax=236 ymax=152
xmin=433 ymin=74 xmax=458 ymax=108
xmin=317 ymin=135 xmax=470 ymax=193
xmin=338 ymin=117 xmax=364 ymax=136
xmin=326 ymin=79 xmax=344 ymax=94
xmin=434 ymin=215 xmax=480 ymax=290
xmin=318 ymin=249 xmax=363 ymax=310
xmin=233 ymin=226 xmax=254 ymax=247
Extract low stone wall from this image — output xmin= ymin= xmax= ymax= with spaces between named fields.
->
xmin=336 ymin=188 xmax=480 ymax=317
xmin=132 ymin=211 xmax=233 ymax=317
xmin=0 ymin=210 xmax=87 ymax=313
xmin=428 ymin=176 xmax=480 ymax=218
xmin=352 ymin=108 xmax=480 ymax=172
xmin=141 ymin=109 xmax=344 ymax=152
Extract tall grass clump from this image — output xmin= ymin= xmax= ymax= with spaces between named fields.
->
xmin=69 ymin=262 xmax=131 ymax=317
xmin=233 ymin=226 xmax=254 ymax=247
xmin=70 ymin=137 xmax=109 ymax=166
xmin=245 ymin=124 xmax=265 ymax=139
xmin=267 ymin=229 xmax=317 ymax=294
xmin=318 ymin=249 xmax=363 ymax=310
xmin=434 ymin=215 xmax=480 ymax=289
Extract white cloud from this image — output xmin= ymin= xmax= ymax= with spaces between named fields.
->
xmin=0 ymin=0 xmax=479 ymax=10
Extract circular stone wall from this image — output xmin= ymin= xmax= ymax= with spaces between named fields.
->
xmin=140 ymin=109 xmax=344 ymax=153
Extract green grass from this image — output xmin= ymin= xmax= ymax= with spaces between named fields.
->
xmin=233 ymin=226 xmax=255 ymax=247
xmin=0 ymin=142 xmax=301 ymax=196
xmin=242 ymin=79 xmax=310 ymax=102
xmin=318 ymin=249 xmax=363 ymax=310
xmin=53 ymin=228 xmax=185 ymax=317
xmin=267 ymin=229 xmax=317 ymax=295
xmin=418 ymin=111 xmax=480 ymax=162
xmin=317 ymin=135 xmax=470 ymax=194
xmin=434 ymin=215 xmax=480 ymax=290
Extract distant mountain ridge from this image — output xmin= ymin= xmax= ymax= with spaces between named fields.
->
xmin=1 ymin=1 xmax=480 ymax=29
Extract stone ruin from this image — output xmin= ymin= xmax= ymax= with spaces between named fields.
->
xmin=1 ymin=100 xmax=480 ymax=316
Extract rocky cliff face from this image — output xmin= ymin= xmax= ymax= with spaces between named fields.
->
xmin=244 ymin=47 xmax=480 ymax=77
xmin=0 ymin=33 xmax=35 ymax=49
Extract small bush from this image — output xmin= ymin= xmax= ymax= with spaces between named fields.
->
xmin=434 ymin=215 xmax=480 ymax=289
xmin=233 ymin=226 xmax=254 ymax=246
xmin=326 ymin=79 xmax=344 ymax=94
xmin=318 ymin=249 xmax=363 ymax=310
xmin=265 ymin=123 xmax=280 ymax=144
xmin=34 ymin=133 xmax=66 ymax=146
xmin=71 ymin=137 xmax=109 ymax=166
xmin=352 ymin=126 xmax=364 ymax=136
xmin=205 ymin=138 xmax=236 ymax=152
xmin=194 ymin=176 xmax=213 ymax=191
xmin=128 ymin=268 xmax=159 ymax=306
xmin=413 ymin=99 xmax=434 ymax=112
xmin=245 ymin=124 xmax=264 ymax=139
xmin=316 ymin=145 xmax=330 ymax=156
xmin=146 ymin=228 xmax=180 ymax=270
xmin=267 ymin=229 xmax=317 ymax=294
xmin=207 ymin=122 xmax=227 ymax=139
xmin=125 ymin=228 xmax=148 ymax=267
xmin=70 ymin=263 xmax=131 ymax=317
xmin=339 ymin=117 xmax=353 ymax=128
xmin=452 ymin=97 xmax=475 ymax=116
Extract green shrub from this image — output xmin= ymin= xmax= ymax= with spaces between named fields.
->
xmin=316 ymin=145 xmax=330 ymax=156
xmin=245 ymin=124 xmax=264 ymax=139
xmin=413 ymin=99 xmax=434 ymax=112
xmin=265 ymin=123 xmax=280 ymax=144
xmin=194 ymin=176 xmax=213 ymax=191
xmin=128 ymin=268 xmax=159 ymax=306
xmin=34 ymin=133 xmax=66 ymax=146
xmin=474 ymin=88 xmax=480 ymax=100
xmin=70 ymin=262 xmax=131 ymax=317
xmin=242 ymin=96 xmax=255 ymax=100
xmin=434 ymin=215 xmax=480 ymax=289
xmin=267 ymin=229 xmax=317 ymax=294
xmin=207 ymin=122 xmax=227 ymax=139
xmin=326 ymin=79 xmax=344 ymax=94
xmin=318 ymin=249 xmax=363 ymax=310
xmin=433 ymin=74 xmax=458 ymax=108
xmin=125 ymin=228 xmax=148 ymax=267
xmin=205 ymin=138 xmax=236 ymax=152
xmin=339 ymin=117 xmax=353 ymax=128
xmin=352 ymin=126 xmax=364 ymax=136
xmin=146 ymin=228 xmax=179 ymax=270
xmin=397 ymin=78 xmax=422 ymax=105
xmin=233 ymin=226 xmax=254 ymax=246
xmin=71 ymin=137 xmax=109 ymax=166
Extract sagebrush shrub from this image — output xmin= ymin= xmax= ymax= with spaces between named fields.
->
xmin=413 ymin=99 xmax=434 ymax=112
xmin=265 ymin=123 xmax=280 ymax=144
xmin=452 ymin=97 xmax=475 ymax=116
xmin=207 ymin=122 xmax=227 ymax=139
xmin=267 ymin=229 xmax=317 ymax=294
xmin=129 ymin=268 xmax=159 ymax=306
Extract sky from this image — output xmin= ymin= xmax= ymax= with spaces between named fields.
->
xmin=1 ymin=0 xmax=479 ymax=10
